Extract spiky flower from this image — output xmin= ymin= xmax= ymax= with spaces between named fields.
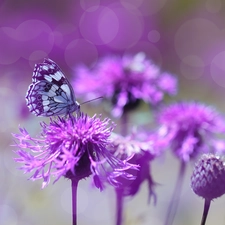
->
xmin=13 ymin=113 xmax=138 ymax=189
xmin=73 ymin=52 xmax=177 ymax=117
xmin=191 ymin=154 xmax=225 ymax=200
xmin=109 ymin=132 xmax=157 ymax=202
xmin=155 ymin=102 xmax=225 ymax=162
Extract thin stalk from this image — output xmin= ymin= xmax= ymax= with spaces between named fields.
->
xmin=121 ymin=112 xmax=128 ymax=136
xmin=115 ymin=112 xmax=128 ymax=225
xmin=71 ymin=179 xmax=79 ymax=225
xmin=116 ymin=189 xmax=124 ymax=225
xmin=200 ymin=199 xmax=211 ymax=225
xmin=164 ymin=161 xmax=186 ymax=225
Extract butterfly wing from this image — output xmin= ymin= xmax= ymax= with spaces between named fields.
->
xmin=26 ymin=59 xmax=80 ymax=117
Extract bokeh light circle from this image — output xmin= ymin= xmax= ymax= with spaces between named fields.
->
xmin=80 ymin=0 xmax=100 ymax=12
xmin=148 ymin=30 xmax=160 ymax=43
xmin=64 ymin=39 xmax=99 ymax=69
xmin=0 ymin=157 xmax=5 ymax=188
xmin=0 ymin=20 xmax=54 ymax=65
xmin=60 ymin=187 xmax=72 ymax=215
xmin=53 ymin=23 xmax=78 ymax=48
xmin=174 ymin=18 xmax=220 ymax=66
xmin=0 ymin=28 xmax=20 ymax=64
xmin=120 ymin=0 xmax=144 ymax=8
xmin=105 ymin=3 xmax=144 ymax=50
xmin=98 ymin=7 xmax=119 ymax=44
xmin=180 ymin=55 xmax=205 ymax=80
xmin=120 ymin=0 xmax=167 ymax=16
xmin=0 ymin=205 xmax=18 ymax=225
xmin=210 ymin=51 xmax=225 ymax=88
xmin=205 ymin=0 xmax=222 ymax=13
xmin=29 ymin=51 xmax=48 ymax=61
xmin=11 ymin=20 xmax=53 ymax=42
xmin=89 ymin=194 xmax=111 ymax=222
xmin=79 ymin=6 xmax=119 ymax=45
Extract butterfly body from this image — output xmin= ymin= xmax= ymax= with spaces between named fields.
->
xmin=26 ymin=58 xmax=80 ymax=117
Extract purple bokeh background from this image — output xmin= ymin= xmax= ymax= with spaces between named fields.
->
xmin=1 ymin=0 xmax=225 ymax=224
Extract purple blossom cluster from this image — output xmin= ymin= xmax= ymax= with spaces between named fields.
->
xmin=109 ymin=132 xmax=158 ymax=203
xmin=154 ymin=101 xmax=225 ymax=161
xmin=12 ymin=53 xmax=225 ymax=225
xmin=74 ymin=52 xmax=177 ymax=117
xmin=13 ymin=114 xmax=138 ymax=190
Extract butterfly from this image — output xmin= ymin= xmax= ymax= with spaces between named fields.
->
xmin=26 ymin=58 xmax=80 ymax=117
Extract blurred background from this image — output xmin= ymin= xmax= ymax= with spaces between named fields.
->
xmin=1 ymin=0 xmax=225 ymax=224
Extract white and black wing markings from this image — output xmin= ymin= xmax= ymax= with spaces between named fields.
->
xmin=26 ymin=58 xmax=80 ymax=117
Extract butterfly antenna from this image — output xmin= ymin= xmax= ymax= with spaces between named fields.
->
xmin=80 ymin=96 xmax=103 ymax=105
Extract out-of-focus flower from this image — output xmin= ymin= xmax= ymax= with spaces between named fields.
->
xmin=109 ymin=132 xmax=158 ymax=203
xmin=73 ymin=52 xmax=177 ymax=117
xmin=13 ymin=113 xmax=138 ymax=189
xmin=159 ymin=101 xmax=225 ymax=225
xmin=154 ymin=101 xmax=225 ymax=162
xmin=190 ymin=154 xmax=225 ymax=225
xmin=191 ymin=154 xmax=225 ymax=200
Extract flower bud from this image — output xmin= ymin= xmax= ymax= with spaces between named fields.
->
xmin=191 ymin=154 xmax=225 ymax=200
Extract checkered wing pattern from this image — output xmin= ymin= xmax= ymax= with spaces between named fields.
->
xmin=26 ymin=58 xmax=80 ymax=117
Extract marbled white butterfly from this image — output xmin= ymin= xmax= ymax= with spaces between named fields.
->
xmin=26 ymin=58 xmax=80 ymax=117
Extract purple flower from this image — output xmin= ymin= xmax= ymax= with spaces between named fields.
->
xmin=74 ymin=52 xmax=177 ymax=117
xmin=109 ymin=132 xmax=157 ymax=203
xmin=13 ymin=113 xmax=138 ymax=189
xmin=190 ymin=153 xmax=225 ymax=225
xmin=155 ymin=101 xmax=225 ymax=162
xmin=191 ymin=154 xmax=225 ymax=200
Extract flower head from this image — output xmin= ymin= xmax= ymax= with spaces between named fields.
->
xmin=191 ymin=154 xmax=225 ymax=200
xmin=155 ymin=102 xmax=225 ymax=162
xmin=13 ymin=113 xmax=138 ymax=189
xmin=74 ymin=52 xmax=177 ymax=117
xmin=109 ymin=132 xmax=158 ymax=203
